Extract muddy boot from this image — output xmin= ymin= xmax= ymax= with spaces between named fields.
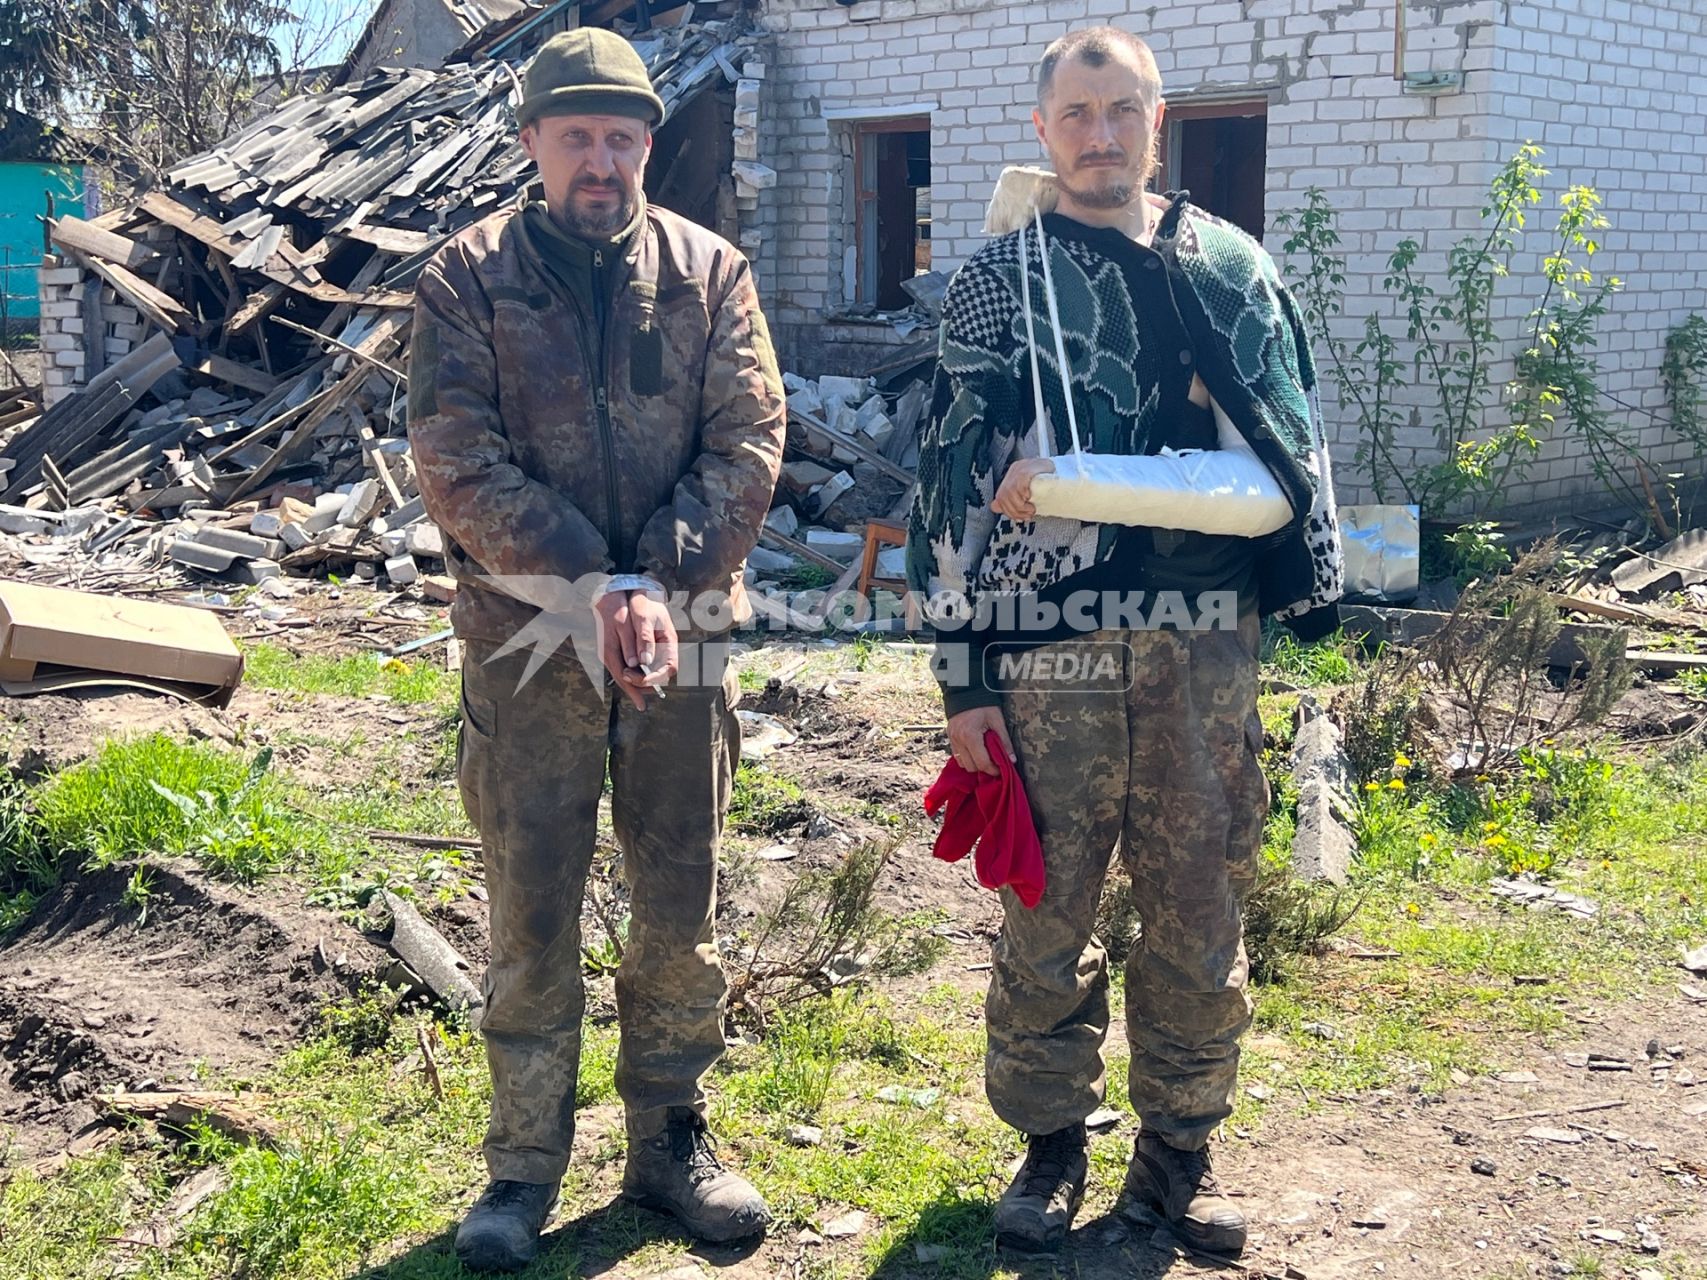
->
xmin=622 ymin=1108 xmax=771 ymax=1243
xmin=993 ymin=1123 xmax=1088 ymax=1252
xmin=454 ymin=1179 xmax=560 ymax=1272
xmin=1124 ymin=1129 xmax=1247 ymax=1257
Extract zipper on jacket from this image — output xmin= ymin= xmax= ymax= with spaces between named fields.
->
xmin=585 ymin=309 xmax=624 ymax=568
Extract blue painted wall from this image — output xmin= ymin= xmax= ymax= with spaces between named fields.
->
xmin=0 ymin=163 xmax=84 ymax=323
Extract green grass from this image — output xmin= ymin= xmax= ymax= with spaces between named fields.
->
xmin=241 ymin=642 xmax=457 ymax=706
xmin=32 ymin=734 xmax=311 ymax=884
xmin=1260 ymin=625 xmax=1360 ymax=686
xmin=2 ymin=727 xmax=482 ymax=928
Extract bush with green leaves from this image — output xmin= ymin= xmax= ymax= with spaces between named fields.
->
xmin=1276 ymin=144 xmax=1644 ymax=521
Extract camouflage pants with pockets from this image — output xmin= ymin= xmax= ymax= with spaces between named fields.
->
xmin=985 ymin=613 xmax=1267 ymax=1150
xmin=458 ymin=638 xmax=739 ymax=1185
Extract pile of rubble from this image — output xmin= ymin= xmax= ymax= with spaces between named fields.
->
xmin=748 ymin=369 xmax=932 ymax=589
xmin=3 ymin=18 xmax=855 ymax=611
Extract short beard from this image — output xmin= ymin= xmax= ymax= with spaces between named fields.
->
xmin=561 ymin=186 xmax=638 ymax=238
xmin=1059 ymin=175 xmax=1137 ymax=209
xmin=1057 ymin=137 xmax=1160 ymax=212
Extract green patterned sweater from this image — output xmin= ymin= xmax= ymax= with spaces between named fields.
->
xmin=906 ymin=196 xmax=1345 ymax=714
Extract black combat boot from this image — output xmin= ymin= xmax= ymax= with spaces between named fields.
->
xmin=454 ymin=1179 xmax=561 ymax=1272
xmin=622 ymin=1107 xmax=772 ymax=1243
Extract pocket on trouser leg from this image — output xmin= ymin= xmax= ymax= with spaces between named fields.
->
xmin=1228 ymin=711 xmax=1268 ymax=889
xmin=457 ymin=681 xmax=498 ymax=834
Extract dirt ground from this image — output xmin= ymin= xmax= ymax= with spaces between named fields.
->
xmin=1 ymin=659 xmax=1704 ymax=1279
xmin=0 ymin=861 xmax=379 ymax=1159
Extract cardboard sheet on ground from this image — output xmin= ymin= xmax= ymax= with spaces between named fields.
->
xmin=0 ymin=579 xmax=244 ymax=707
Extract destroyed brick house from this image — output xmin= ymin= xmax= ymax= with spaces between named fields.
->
xmin=13 ymin=0 xmax=1707 ymax=602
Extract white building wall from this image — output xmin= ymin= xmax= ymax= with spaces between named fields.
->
xmin=758 ymin=0 xmax=1707 ymax=519
xmin=1480 ymin=0 xmax=1707 ymax=519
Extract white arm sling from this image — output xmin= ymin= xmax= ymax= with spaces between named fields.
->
xmin=1017 ymin=206 xmax=1294 ymax=538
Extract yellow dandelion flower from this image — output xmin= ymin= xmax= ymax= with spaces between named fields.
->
xmin=1404 ymin=902 xmax=1421 ymax=916
xmin=1599 ymin=859 xmax=1611 ymax=870
xmin=1486 ymin=833 xmax=1508 ymax=849
xmin=1419 ymin=832 xmax=1438 ymax=848
xmin=1365 ymin=781 xmax=1381 ymax=792
xmin=1393 ymin=753 xmax=1413 ymax=769
xmin=1482 ymin=820 xmax=1500 ymax=833
xmin=1387 ymin=778 xmax=1406 ymax=790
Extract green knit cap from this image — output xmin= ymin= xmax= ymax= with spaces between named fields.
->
xmin=517 ymin=29 xmax=664 ymax=129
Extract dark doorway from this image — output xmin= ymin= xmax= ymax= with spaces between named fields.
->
xmin=854 ymin=118 xmax=930 ymax=310
xmin=1157 ymin=101 xmax=1268 ymax=241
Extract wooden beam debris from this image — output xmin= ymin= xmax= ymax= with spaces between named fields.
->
xmin=381 ymin=890 xmax=483 ymax=1027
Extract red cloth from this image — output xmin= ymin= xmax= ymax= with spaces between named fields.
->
xmin=923 ymin=730 xmax=1046 ymax=909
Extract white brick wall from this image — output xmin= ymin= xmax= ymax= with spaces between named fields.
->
xmin=1476 ymin=0 xmax=1707 ymax=519
xmin=757 ymin=0 xmax=1707 ymax=520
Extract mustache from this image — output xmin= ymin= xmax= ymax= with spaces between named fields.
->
xmin=1077 ymin=149 xmax=1129 ymax=166
xmin=573 ymin=177 xmax=626 ymax=192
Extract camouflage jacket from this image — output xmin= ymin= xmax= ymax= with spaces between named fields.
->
xmin=408 ymin=202 xmax=786 ymax=645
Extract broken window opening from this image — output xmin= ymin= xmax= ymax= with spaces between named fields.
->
xmin=644 ymin=86 xmax=734 ymax=236
xmin=1157 ymin=99 xmax=1268 ymax=241
xmin=852 ymin=118 xmax=930 ymax=312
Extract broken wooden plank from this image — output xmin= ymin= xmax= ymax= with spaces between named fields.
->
xmin=759 ymin=527 xmax=845 ymax=574
xmin=344 ymin=223 xmax=438 ymax=255
xmin=228 ymin=283 xmax=288 ymax=333
xmin=70 ymin=251 xmax=191 ymax=334
xmin=1544 ymin=591 xmax=1656 ymax=626
xmin=48 ymin=214 xmax=159 ymax=270
xmin=382 ymin=889 xmax=483 ymax=1027
xmin=790 ymin=407 xmax=916 ymax=487
xmin=192 ymin=354 xmax=280 ymax=396
xmin=269 ymin=315 xmax=408 ymax=381
xmin=97 ymin=1090 xmax=282 ymax=1148
xmin=139 ymin=190 xmax=412 ymax=309
xmin=225 ymin=311 xmax=408 ymax=502
xmin=1630 ymin=649 xmax=1707 ymax=675
xmin=368 ymin=829 xmax=482 ymax=851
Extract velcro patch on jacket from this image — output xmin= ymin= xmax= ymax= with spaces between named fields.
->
xmin=656 ymin=281 xmax=705 ymax=306
xmin=631 ymin=326 xmax=664 ymax=397
xmin=487 ymin=285 xmax=553 ymax=309
xmin=409 ymin=321 xmax=439 ymax=419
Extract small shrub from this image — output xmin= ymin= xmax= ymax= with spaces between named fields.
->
xmin=729 ymin=762 xmax=813 ymax=835
xmin=1243 ymin=861 xmax=1363 ymax=985
xmin=727 ymin=840 xmax=913 ymax=1027
xmin=1419 ymin=543 xmax=1632 ymax=777
xmin=1337 ymin=657 xmax=1422 ymax=787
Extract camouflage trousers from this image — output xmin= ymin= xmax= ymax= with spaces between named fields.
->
xmin=986 ymin=613 xmax=1267 ymax=1150
xmin=457 ymin=639 xmax=740 ymax=1185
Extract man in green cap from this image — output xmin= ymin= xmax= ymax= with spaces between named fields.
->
xmin=407 ymin=26 xmax=785 ymax=1273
